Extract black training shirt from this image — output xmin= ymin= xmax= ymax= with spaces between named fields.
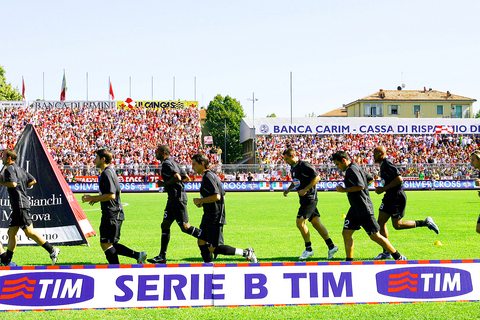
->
xmin=379 ymin=158 xmax=402 ymax=193
xmin=200 ymin=170 xmax=226 ymax=225
xmin=344 ymin=161 xmax=374 ymax=215
xmin=290 ymin=160 xmax=318 ymax=200
xmin=2 ymin=163 xmax=35 ymax=210
xmin=161 ymin=157 xmax=187 ymax=201
xmin=99 ymin=165 xmax=124 ymax=220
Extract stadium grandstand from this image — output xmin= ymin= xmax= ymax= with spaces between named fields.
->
xmin=1 ymin=102 xmax=479 ymax=182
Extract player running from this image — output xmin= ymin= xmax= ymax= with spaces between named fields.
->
xmin=283 ymin=148 xmax=338 ymax=261
xmin=191 ymin=153 xmax=257 ymax=263
xmin=372 ymin=146 xmax=439 ymax=260
xmin=332 ymin=150 xmax=406 ymax=261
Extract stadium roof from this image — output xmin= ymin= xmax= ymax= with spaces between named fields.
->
xmin=319 ymin=107 xmax=347 ymax=117
xmin=345 ymin=89 xmax=476 ymax=108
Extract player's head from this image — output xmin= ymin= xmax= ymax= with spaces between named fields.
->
xmin=95 ymin=148 xmax=113 ymax=167
xmin=331 ymin=150 xmax=350 ymax=171
xmin=156 ymin=145 xmax=171 ymax=161
xmin=282 ymin=148 xmax=297 ymax=166
xmin=191 ymin=153 xmax=209 ymax=174
xmin=470 ymin=150 xmax=480 ymax=169
xmin=373 ymin=146 xmax=386 ymax=163
xmin=2 ymin=149 xmax=17 ymax=165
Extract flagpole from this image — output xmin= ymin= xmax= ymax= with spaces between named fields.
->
xmin=129 ymin=76 xmax=131 ymax=98
xmin=108 ymin=76 xmax=111 ymax=101
xmin=194 ymin=76 xmax=196 ymax=101
xmin=151 ymin=76 xmax=154 ymax=101
xmin=86 ymin=72 xmax=89 ymax=101
xmin=43 ymin=72 xmax=45 ymax=100
xmin=173 ymin=77 xmax=175 ymax=101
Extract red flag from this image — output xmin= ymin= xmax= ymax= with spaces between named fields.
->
xmin=60 ymin=71 xmax=67 ymax=101
xmin=109 ymin=80 xmax=115 ymax=101
xmin=22 ymin=77 xmax=27 ymax=101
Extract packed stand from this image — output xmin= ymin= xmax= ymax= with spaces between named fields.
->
xmin=0 ymin=105 xmax=220 ymax=179
xmin=256 ymin=134 xmax=479 ymax=180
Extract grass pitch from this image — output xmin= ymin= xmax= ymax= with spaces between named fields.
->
xmin=5 ymin=190 xmax=480 ymax=319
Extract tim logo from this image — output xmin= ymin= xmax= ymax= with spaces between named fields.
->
xmin=0 ymin=272 xmax=94 ymax=306
xmin=376 ymin=267 xmax=472 ymax=299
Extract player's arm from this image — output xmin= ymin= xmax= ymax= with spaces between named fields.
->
xmin=0 ymin=173 xmax=17 ymax=188
xmin=376 ymin=175 xmax=402 ymax=194
xmin=283 ymin=180 xmax=296 ymax=197
xmin=82 ymin=193 xmax=115 ymax=205
xmin=27 ymin=179 xmax=37 ymax=188
xmin=158 ymin=173 xmax=181 ymax=187
xmin=298 ymin=175 xmax=320 ymax=196
xmin=336 ymin=185 xmax=364 ymax=193
xmin=193 ymin=193 xmax=220 ymax=207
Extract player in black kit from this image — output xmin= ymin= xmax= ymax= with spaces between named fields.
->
xmin=332 ymin=150 xmax=406 ymax=261
xmin=470 ymin=150 xmax=480 ymax=234
xmin=0 ymin=148 xmax=60 ymax=266
xmin=147 ymin=145 xmax=202 ymax=264
xmin=372 ymin=146 xmax=439 ymax=260
xmin=191 ymin=153 xmax=257 ymax=263
xmin=82 ymin=149 xmax=146 ymax=264
xmin=282 ymin=148 xmax=338 ymax=260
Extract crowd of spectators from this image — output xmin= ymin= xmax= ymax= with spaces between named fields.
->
xmin=255 ymin=133 xmax=479 ymax=180
xmin=257 ymin=133 xmax=478 ymax=165
xmin=0 ymin=104 xmax=220 ymax=178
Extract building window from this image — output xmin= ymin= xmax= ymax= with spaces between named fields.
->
xmin=388 ymin=105 xmax=400 ymax=115
xmin=364 ymin=103 xmax=383 ymax=117
xmin=413 ymin=105 xmax=420 ymax=116
xmin=437 ymin=105 xmax=443 ymax=115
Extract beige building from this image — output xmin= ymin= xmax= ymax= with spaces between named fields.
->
xmin=345 ymin=89 xmax=476 ymax=118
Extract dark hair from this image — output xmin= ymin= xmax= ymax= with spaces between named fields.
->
xmin=157 ymin=145 xmax=171 ymax=156
xmin=331 ymin=150 xmax=350 ymax=162
xmin=282 ymin=148 xmax=295 ymax=157
xmin=4 ymin=149 xmax=17 ymax=161
xmin=192 ymin=153 xmax=209 ymax=169
xmin=471 ymin=150 xmax=480 ymax=160
xmin=96 ymin=149 xmax=113 ymax=164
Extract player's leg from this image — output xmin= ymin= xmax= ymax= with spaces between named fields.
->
xmin=369 ymin=232 xmax=406 ymax=261
xmin=100 ymin=218 xmax=121 ymax=264
xmin=109 ymin=220 xmax=146 ymax=264
xmin=342 ymin=228 xmax=355 ymax=261
xmin=3 ymin=226 xmax=19 ymax=266
xmin=373 ymin=211 xmax=392 ymax=260
xmin=176 ymin=200 xmax=202 ymax=238
xmin=476 ymin=215 xmax=480 ymax=234
xmin=149 ymin=200 xmax=176 ymax=264
xmin=201 ymin=225 xmax=257 ymax=263
xmin=198 ymin=238 xmax=213 ymax=263
xmin=310 ymin=216 xmax=338 ymax=259
xmin=296 ymin=217 xmax=314 ymax=260
xmin=22 ymin=223 xmax=60 ymax=264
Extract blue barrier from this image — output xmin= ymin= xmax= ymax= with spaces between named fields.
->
xmin=70 ymin=180 xmax=477 ymax=193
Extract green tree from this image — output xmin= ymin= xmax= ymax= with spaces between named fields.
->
xmin=266 ymin=113 xmax=276 ymax=117
xmin=0 ymin=66 xmax=22 ymax=100
xmin=205 ymin=94 xmax=246 ymax=164
xmin=475 ymin=110 xmax=480 ymax=118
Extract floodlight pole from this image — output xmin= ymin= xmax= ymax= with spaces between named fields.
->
xmin=248 ymin=93 xmax=258 ymax=166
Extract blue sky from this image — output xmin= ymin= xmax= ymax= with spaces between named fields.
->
xmin=1 ymin=0 xmax=479 ymax=117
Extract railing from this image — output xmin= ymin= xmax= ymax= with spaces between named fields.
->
xmin=59 ymin=163 xmax=476 ymax=181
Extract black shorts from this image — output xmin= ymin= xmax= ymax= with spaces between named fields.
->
xmin=163 ymin=199 xmax=189 ymax=225
xmin=199 ymin=222 xmax=224 ymax=248
xmin=344 ymin=207 xmax=380 ymax=236
xmin=379 ymin=190 xmax=407 ymax=219
xmin=10 ymin=208 xmax=33 ymax=230
xmin=100 ymin=219 xmax=123 ymax=244
xmin=297 ymin=198 xmax=320 ymax=222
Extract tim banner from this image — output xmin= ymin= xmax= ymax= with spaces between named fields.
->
xmin=0 ymin=260 xmax=478 ymax=311
xmin=0 ymin=124 xmax=95 ymax=246
xmin=70 ymin=180 xmax=476 ymax=193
